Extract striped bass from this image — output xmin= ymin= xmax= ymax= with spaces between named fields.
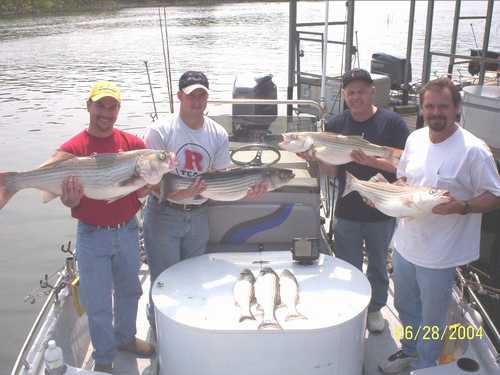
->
xmin=279 ymin=269 xmax=306 ymax=322
xmin=233 ymin=268 xmax=256 ymax=323
xmin=161 ymin=167 xmax=295 ymax=201
xmin=343 ymin=172 xmax=450 ymax=219
xmin=278 ymin=131 xmax=401 ymax=165
xmin=0 ymin=149 xmax=176 ymax=209
xmin=254 ymin=267 xmax=281 ymax=330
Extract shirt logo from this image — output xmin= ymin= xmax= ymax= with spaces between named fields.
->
xmin=176 ymin=143 xmax=211 ymax=177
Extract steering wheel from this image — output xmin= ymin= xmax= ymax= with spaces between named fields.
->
xmin=230 ymin=143 xmax=281 ymax=167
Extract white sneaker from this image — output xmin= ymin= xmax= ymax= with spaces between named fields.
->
xmin=367 ymin=310 xmax=386 ymax=333
xmin=378 ymin=350 xmax=416 ymax=374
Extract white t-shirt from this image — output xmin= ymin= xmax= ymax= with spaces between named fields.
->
xmin=393 ymin=125 xmax=500 ymax=269
xmin=144 ymin=114 xmax=232 ymax=204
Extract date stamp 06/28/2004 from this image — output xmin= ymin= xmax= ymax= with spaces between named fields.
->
xmin=394 ymin=323 xmax=484 ymax=341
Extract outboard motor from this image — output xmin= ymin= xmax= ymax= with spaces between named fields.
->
xmin=370 ymin=53 xmax=411 ymax=90
xmin=232 ymin=74 xmax=277 ymax=141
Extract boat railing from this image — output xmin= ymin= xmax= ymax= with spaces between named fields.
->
xmin=10 ymin=272 xmax=66 ymax=375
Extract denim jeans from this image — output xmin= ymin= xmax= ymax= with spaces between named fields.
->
xmin=333 ymin=217 xmax=395 ymax=312
xmin=143 ymin=195 xmax=209 ymax=321
xmin=76 ymin=217 xmax=142 ymax=365
xmin=392 ymin=250 xmax=456 ymax=370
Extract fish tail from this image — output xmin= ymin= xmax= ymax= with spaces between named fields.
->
xmin=0 ymin=172 xmax=18 ymax=209
xmin=285 ymin=312 xmax=307 ymax=322
xmin=258 ymin=319 xmax=282 ymax=330
xmin=342 ymin=171 xmax=356 ymax=198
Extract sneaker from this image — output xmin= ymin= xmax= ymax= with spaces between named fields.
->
xmin=367 ymin=310 xmax=386 ymax=333
xmin=118 ymin=337 xmax=155 ymax=358
xmin=378 ymin=350 xmax=416 ymax=374
xmin=94 ymin=363 xmax=113 ymax=374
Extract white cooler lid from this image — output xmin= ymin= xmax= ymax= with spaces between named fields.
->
xmin=152 ymin=251 xmax=371 ymax=331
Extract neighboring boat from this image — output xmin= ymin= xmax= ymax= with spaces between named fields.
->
xmin=10 ymin=1 xmax=500 ymax=375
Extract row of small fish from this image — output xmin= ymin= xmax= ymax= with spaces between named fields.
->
xmin=233 ymin=267 xmax=306 ymax=330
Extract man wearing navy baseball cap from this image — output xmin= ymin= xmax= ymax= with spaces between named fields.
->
xmin=297 ymin=67 xmax=410 ymax=334
xmin=142 ymin=70 xmax=269 ymax=327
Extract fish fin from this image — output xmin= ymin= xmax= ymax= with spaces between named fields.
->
xmin=369 ymin=173 xmax=389 ymax=183
xmin=41 ymin=190 xmax=58 ymax=203
xmin=402 ymin=197 xmax=415 ymax=207
xmin=258 ymin=320 xmax=282 ymax=330
xmin=239 ymin=313 xmax=256 ymax=322
xmin=342 ymin=171 xmax=356 ymax=198
xmin=0 ymin=172 xmax=18 ymax=209
xmin=118 ymin=175 xmax=143 ymax=187
xmin=285 ymin=312 xmax=307 ymax=322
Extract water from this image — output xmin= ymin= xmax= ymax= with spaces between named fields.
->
xmin=0 ymin=1 xmax=499 ymax=372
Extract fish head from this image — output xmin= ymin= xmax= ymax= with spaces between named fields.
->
xmin=137 ymin=151 xmax=177 ymax=185
xmin=267 ymin=168 xmax=295 ymax=189
xmin=239 ymin=268 xmax=256 ymax=283
xmin=278 ymin=133 xmax=314 ymax=153
xmin=415 ymin=187 xmax=450 ymax=212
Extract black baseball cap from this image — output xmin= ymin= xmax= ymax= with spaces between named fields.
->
xmin=342 ymin=68 xmax=373 ymax=88
xmin=179 ymin=71 xmax=210 ymax=95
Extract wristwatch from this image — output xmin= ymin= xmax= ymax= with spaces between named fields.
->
xmin=461 ymin=200 xmax=472 ymax=215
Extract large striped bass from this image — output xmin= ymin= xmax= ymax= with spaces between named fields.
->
xmin=0 ymin=149 xmax=176 ymax=209
xmin=161 ymin=167 xmax=295 ymax=201
xmin=343 ymin=172 xmax=450 ymax=219
xmin=278 ymin=131 xmax=401 ymax=165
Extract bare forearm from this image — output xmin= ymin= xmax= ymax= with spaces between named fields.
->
xmin=318 ymin=160 xmax=338 ymax=177
xmin=467 ymin=192 xmax=500 ymax=214
xmin=370 ymin=158 xmax=397 ymax=174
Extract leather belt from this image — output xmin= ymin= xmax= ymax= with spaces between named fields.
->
xmin=165 ymin=200 xmax=207 ymax=211
xmin=95 ymin=220 xmax=129 ymax=230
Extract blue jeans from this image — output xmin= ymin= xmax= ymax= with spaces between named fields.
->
xmin=333 ymin=217 xmax=395 ymax=312
xmin=392 ymin=251 xmax=456 ymax=370
xmin=76 ymin=217 xmax=142 ymax=365
xmin=143 ymin=195 xmax=209 ymax=320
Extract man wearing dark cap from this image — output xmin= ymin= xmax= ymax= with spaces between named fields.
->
xmin=306 ymin=68 xmax=409 ymax=333
xmin=143 ymin=71 xmax=268 ymax=324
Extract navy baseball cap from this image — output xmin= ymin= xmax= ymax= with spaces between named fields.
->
xmin=342 ymin=68 xmax=373 ymax=88
xmin=179 ymin=71 xmax=209 ymax=94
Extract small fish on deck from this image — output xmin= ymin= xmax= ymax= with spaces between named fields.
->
xmin=233 ymin=268 xmax=256 ymax=323
xmin=279 ymin=269 xmax=307 ymax=322
xmin=254 ymin=267 xmax=281 ymax=330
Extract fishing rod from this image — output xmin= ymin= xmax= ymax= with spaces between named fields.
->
xmin=163 ymin=8 xmax=174 ymax=110
xmin=159 ymin=8 xmax=174 ymax=113
xmin=144 ymin=60 xmax=159 ymax=121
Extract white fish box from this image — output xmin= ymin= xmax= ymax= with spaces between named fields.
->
xmin=462 ymin=85 xmax=500 ymax=149
xmin=152 ymin=252 xmax=371 ymax=375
